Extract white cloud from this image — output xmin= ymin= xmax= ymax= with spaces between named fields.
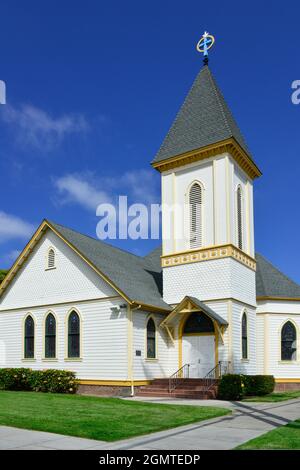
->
xmin=53 ymin=169 xmax=160 ymax=212
xmin=0 ymin=212 xmax=35 ymax=243
xmin=121 ymin=169 xmax=160 ymax=204
xmin=7 ymin=249 xmax=21 ymax=260
xmin=1 ymin=104 xmax=89 ymax=150
xmin=54 ymin=174 xmax=112 ymax=211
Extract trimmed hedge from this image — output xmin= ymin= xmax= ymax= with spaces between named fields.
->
xmin=243 ymin=375 xmax=275 ymax=396
xmin=217 ymin=374 xmax=244 ymax=400
xmin=0 ymin=368 xmax=33 ymax=391
xmin=0 ymin=368 xmax=78 ymax=394
xmin=218 ymin=374 xmax=275 ymax=400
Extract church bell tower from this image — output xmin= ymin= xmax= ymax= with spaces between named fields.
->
xmin=152 ymin=34 xmax=261 ymax=373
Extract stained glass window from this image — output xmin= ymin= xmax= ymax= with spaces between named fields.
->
xmin=24 ymin=315 xmax=34 ymax=358
xmin=242 ymin=312 xmax=248 ymax=359
xmin=183 ymin=313 xmax=214 ymax=334
xmin=68 ymin=311 xmax=80 ymax=358
xmin=45 ymin=313 xmax=56 ymax=358
xmin=281 ymin=321 xmax=296 ymax=361
xmin=147 ymin=318 xmax=156 ymax=359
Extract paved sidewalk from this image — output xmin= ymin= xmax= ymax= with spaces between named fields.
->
xmin=0 ymin=398 xmax=299 ymax=450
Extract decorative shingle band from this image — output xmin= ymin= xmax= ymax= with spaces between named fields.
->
xmin=161 ymin=244 xmax=256 ymax=271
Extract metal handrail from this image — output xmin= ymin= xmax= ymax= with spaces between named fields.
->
xmin=202 ymin=360 xmax=231 ymax=391
xmin=169 ymin=363 xmax=190 ymax=392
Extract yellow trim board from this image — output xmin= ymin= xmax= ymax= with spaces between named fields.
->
xmin=131 ymin=301 xmax=170 ymax=313
xmin=0 ymin=295 xmax=122 ymax=313
xmin=0 ymin=221 xmax=48 ymax=295
xmin=257 ymin=296 xmax=300 ymax=302
xmin=152 ymin=137 xmax=262 ymax=180
xmin=0 ymin=219 xmax=170 ymax=314
xmin=47 ymin=221 xmax=131 ymax=303
xmin=275 ymin=379 xmax=300 ymax=383
xmin=161 ymin=243 xmax=256 ymax=271
xmin=78 ymin=380 xmax=151 ymax=386
xmin=127 ymin=305 xmax=134 ymax=389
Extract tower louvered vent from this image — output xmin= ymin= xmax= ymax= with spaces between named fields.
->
xmin=237 ymin=187 xmax=243 ymax=250
xmin=189 ymin=183 xmax=202 ymax=249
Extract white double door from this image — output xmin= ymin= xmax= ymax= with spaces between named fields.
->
xmin=182 ymin=335 xmax=215 ymax=378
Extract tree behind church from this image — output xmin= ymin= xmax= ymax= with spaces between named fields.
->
xmin=0 ymin=270 xmax=7 ymax=283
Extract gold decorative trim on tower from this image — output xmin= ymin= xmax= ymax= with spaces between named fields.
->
xmin=152 ymin=137 xmax=262 ymax=180
xmin=161 ymin=244 xmax=256 ymax=271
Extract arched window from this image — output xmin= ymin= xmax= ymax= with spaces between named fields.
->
xmin=281 ymin=321 xmax=297 ymax=361
xmin=68 ymin=311 xmax=80 ymax=358
xmin=146 ymin=318 xmax=156 ymax=359
xmin=47 ymin=248 xmax=56 ymax=269
xmin=24 ymin=315 xmax=34 ymax=359
xmin=241 ymin=312 xmax=248 ymax=359
xmin=183 ymin=312 xmax=214 ymax=334
xmin=45 ymin=313 xmax=56 ymax=358
xmin=189 ymin=182 xmax=202 ymax=249
xmin=237 ymin=186 xmax=243 ymax=250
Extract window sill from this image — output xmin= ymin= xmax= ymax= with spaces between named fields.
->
xmin=278 ymin=361 xmax=299 ymax=365
xmin=241 ymin=359 xmax=249 ymax=363
xmin=22 ymin=358 xmax=36 ymax=362
xmin=42 ymin=358 xmax=58 ymax=362
xmin=145 ymin=358 xmax=158 ymax=362
xmin=65 ymin=358 xmax=82 ymax=362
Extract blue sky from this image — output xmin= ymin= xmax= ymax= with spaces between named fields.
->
xmin=1 ymin=0 xmax=300 ymax=283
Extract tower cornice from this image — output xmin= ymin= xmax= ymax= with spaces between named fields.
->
xmin=152 ymin=137 xmax=262 ymax=179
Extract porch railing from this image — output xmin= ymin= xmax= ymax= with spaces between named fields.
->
xmin=202 ymin=360 xmax=231 ymax=392
xmin=169 ymin=363 xmax=190 ymax=393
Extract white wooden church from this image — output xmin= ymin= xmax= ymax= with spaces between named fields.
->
xmin=0 ymin=59 xmax=299 ymax=397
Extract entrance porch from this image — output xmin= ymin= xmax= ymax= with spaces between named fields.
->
xmin=137 ymin=296 xmax=229 ymax=399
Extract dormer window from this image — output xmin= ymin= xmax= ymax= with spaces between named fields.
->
xmin=47 ymin=248 xmax=56 ymax=269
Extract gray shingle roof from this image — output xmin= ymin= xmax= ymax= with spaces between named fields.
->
xmin=48 ymin=222 xmax=300 ymax=307
xmin=152 ymin=65 xmax=252 ymax=164
xmin=187 ymin=296 xmax=228 ymax=325
xmin=48 ymin=222 xmax=170 ymax=311
xmin=256 ymin=253 xmax=300 ymax=298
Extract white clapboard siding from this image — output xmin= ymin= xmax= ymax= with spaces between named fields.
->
xmin=0 ymin=298 xmax=128 ymax=380
xmin=205 ymin=300 xmax=230 ymax=364
xmin=264 ymin=314 xmax=300 ymax=378
xmin=256 ymin=315 xmax=265 ymax=374
xmin=0 ymin=230 xmax=117 ymax=310
xmin=231 ymin=302 xmax=256 ymax=374
xmin=132 ymin=311 xmax=173 ymax=379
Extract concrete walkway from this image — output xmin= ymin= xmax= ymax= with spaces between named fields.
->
xmin=0 ymin=398 xmax=299 ymax=450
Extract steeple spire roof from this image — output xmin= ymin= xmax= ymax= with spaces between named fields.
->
xmin=152 ymin=65 xmax=255 ymax=167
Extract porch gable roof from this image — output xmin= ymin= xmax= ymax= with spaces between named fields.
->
xmin=160 ymin=295 xmax=228 ymax=328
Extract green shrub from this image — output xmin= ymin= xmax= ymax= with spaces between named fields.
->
xmin=243 ymin=375 xmax=275 ymax=396
xmin=218 ymin=374 xmax=245 ymax=400
xmin=0 ymin=368 xmax=77 ymax=394
xmin=33 ymin=369 xmax=77 ymax=394
xmin=0 ymin=368 xmax=34 ymax=391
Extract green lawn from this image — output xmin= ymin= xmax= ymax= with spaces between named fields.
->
xmin=243 ymin=391 xmax=300 ymax=402
xmin=0 ymin=391 xmax=230 ymax=441
xmin=237 ymin=418 xmax=300 ymax=449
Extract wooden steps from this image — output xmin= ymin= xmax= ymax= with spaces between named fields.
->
xmin=136 ymin=378 xmax=219 ymax=400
